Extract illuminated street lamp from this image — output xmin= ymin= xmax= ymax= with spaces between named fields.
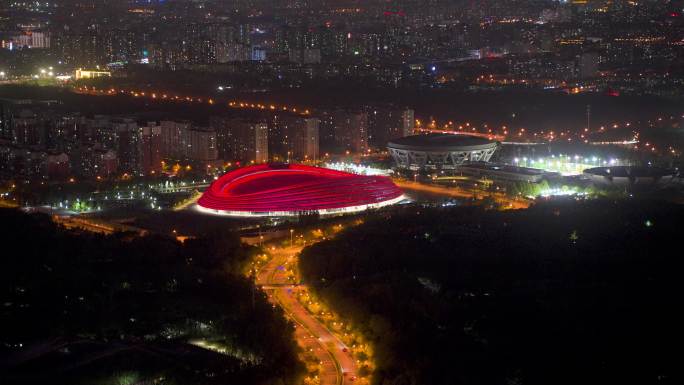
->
xmin=290 ymin=229 xmax=294 ymax=247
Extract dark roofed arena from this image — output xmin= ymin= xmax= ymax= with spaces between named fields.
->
xmin=197 ymin=163 xmax=404 ymax=217
xmin=583 ymin=166 xmax=676 ymax=189
xmin=388 ymin=133 xmax=499 ymax=170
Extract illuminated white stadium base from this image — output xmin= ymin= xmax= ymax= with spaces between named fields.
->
xmin=194 ymin=194 xmax=407 ymax=217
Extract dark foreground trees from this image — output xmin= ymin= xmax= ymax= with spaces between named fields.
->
xmin=0 ymin=209 xmax=303 ymax=385
xmin=300 ymin=200 xmax=684 ymax=385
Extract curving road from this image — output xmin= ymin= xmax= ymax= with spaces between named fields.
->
xmin=256 ymin=244 xmax=357 ymax=385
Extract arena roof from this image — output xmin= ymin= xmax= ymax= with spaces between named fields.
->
xmin=387 ymin=133 xmax=498 ymax=152
xmin=583 ymin=166 xmax=675 ymax=178
xmin=582 ymin=166 xmax=676 ymax=189
xmin=197 ymin=164 xmax=404 ymax=216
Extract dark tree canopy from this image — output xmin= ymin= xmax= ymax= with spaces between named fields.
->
xmin=0 ymin=209 xmax=303 ymax=385
xmin=300 ymin=200 xmax=684 ymax=385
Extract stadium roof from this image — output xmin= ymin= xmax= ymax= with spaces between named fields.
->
xmin=387 ymin=133 xmax=498 ymax=152
xmin=197 ymin=163 xmax=403 ymax=216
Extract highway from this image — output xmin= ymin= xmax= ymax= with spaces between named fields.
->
xmin=394 ymin=179 xmax=531 ymax=209
xmin=256 ymin=244 xmax=358 ymax=385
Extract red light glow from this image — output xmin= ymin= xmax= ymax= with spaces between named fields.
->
xmin=198 ymin=164 xmax=403 ymax=216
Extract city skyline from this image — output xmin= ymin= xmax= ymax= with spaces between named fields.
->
xmin=1 ymin=2 xmax=683 ymax=385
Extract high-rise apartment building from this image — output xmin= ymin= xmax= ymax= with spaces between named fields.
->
xmin=160 ymin=120 xmax=191 ymax=159
xmin=294 ymin=118 xmax=320 ymax=161
xmin=185 ymin=127 xmax=218 ymax=162
xmin=255 ymin=123 xmax=269 ymax=163
xmin=138 ymin=124 xmax=162 ymax=175
xmin=332 ymin=111 xmax=368 ymax=153
xmin=368 ymin=108 xmax=415 ymax=148
xmin=211 ymin=117 xmax=269 ymax=163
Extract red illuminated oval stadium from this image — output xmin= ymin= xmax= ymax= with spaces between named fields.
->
xmin=196 ymin=163 xmax=404 ymax=216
